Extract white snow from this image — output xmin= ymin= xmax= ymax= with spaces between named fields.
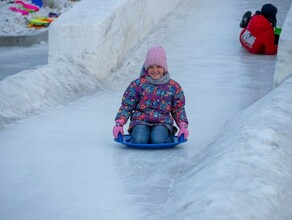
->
xmin=274 ymin=5 xmax=292 ymax=87
xmin=0 ymin=0 xmax=292 ymax=219
xmin=48 ymin=0 xmax=183 ymax=80
xmin=161 ymin=78 xmax=292 ymax=219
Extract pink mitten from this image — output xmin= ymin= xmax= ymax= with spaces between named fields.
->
xmin=113 ymin=119 xmax=125 ymax=138
xmin=178 ymin=122 xmax=189 ymax=139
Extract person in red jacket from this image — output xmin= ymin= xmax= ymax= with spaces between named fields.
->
xmin=239 ymin=4 xmax=279 ymax=55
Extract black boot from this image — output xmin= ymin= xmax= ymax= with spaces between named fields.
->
xmin=240 ymin=11 xmax=252 ymax=28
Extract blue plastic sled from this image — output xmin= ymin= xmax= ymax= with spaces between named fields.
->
xmin=114 ymin=133 xmax=187 ymax=149
xmin=31 ymin=0 xmax=42 ymax=7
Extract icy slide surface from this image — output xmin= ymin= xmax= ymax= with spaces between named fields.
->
xmin=0 ymin=0 xmax=292 ymax=219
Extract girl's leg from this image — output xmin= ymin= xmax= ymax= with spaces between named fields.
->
xmin=131 ymin=125 xmax=150 ymax=144
xmin=150 ymin=125 xmax=173 ymax=144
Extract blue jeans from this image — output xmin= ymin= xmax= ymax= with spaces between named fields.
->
xmin=131 ymin=125 xmax=173 ymax=144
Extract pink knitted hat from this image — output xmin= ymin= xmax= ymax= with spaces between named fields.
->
xmin=144 ymin=46 xmax=168 ymax=73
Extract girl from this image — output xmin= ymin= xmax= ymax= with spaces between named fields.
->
xmin=113 ymin=46 xmax=189 ymax=144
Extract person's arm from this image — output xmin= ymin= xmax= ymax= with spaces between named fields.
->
xmin=171 ymin=82 xmax=188 ymax=126
xmin=115 ymin=80 xmax=140 ymax=123
xmin=264 ymin=28 xmax=278 ymax=55
xmin=171 ymin=83 xmax=189 ymax=139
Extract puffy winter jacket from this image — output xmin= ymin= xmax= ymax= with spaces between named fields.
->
xmin=240 ymin=14 xmax=277 ymax=55
xmin=115 ymin=75 xmax=188 ymax=133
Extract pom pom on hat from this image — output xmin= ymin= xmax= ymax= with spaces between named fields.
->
xmin=144 ymin=46 xmax=168 ymax=73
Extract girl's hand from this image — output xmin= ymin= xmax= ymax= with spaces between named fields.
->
xmin=113 ymin=119 xmax=125 ymax=138
xmin=178 ymin=122 xmax=189 ymax=139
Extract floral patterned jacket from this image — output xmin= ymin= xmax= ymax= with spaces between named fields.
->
xmin=115 ymin=70 xmax=188 ymax=134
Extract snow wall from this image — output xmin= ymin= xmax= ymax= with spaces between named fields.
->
xmin=48 ymin=0 xmax=183 ymax=81
xmin=274 ymin=5 xmax=292 ymax=87
xmin=162 ymin=77 xmax=292 ymax=220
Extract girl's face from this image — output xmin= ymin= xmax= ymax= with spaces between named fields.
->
xmin=147 ymin=65 xmax=165 ymax=80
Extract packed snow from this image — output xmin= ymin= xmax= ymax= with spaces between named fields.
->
xmin=0 ymin=0 xmax=292 ymax=219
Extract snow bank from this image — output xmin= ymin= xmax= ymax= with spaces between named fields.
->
xmin=48 ymin=0 xmax=183 ymax=80
xmin=274 ymin=5 xmax=292 ymax=87
xmin=0 ymin=63 xmax=103 ymax=129
xmin=163 ymin=78 xmax=292 ymax=220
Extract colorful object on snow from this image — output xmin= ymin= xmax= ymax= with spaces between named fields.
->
xmin=15 ymin=0 xmax=39 ymax=12
xmin=274 ymin=27 xmax=282 ymax=35
xmin=114 ymin=133 xmax=187 ymax=149
xmin=28 ymin=17 xmax=55 ymax=27
xmin=9 ymin=6 xmax=29 ymax=15
xmin=31 ymin=0 xmax=42 ymax=7
xmin=10 ymin=0 xmax=39 ymax=15
xmin=48 ymin=12 xmax=60 ymax=18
